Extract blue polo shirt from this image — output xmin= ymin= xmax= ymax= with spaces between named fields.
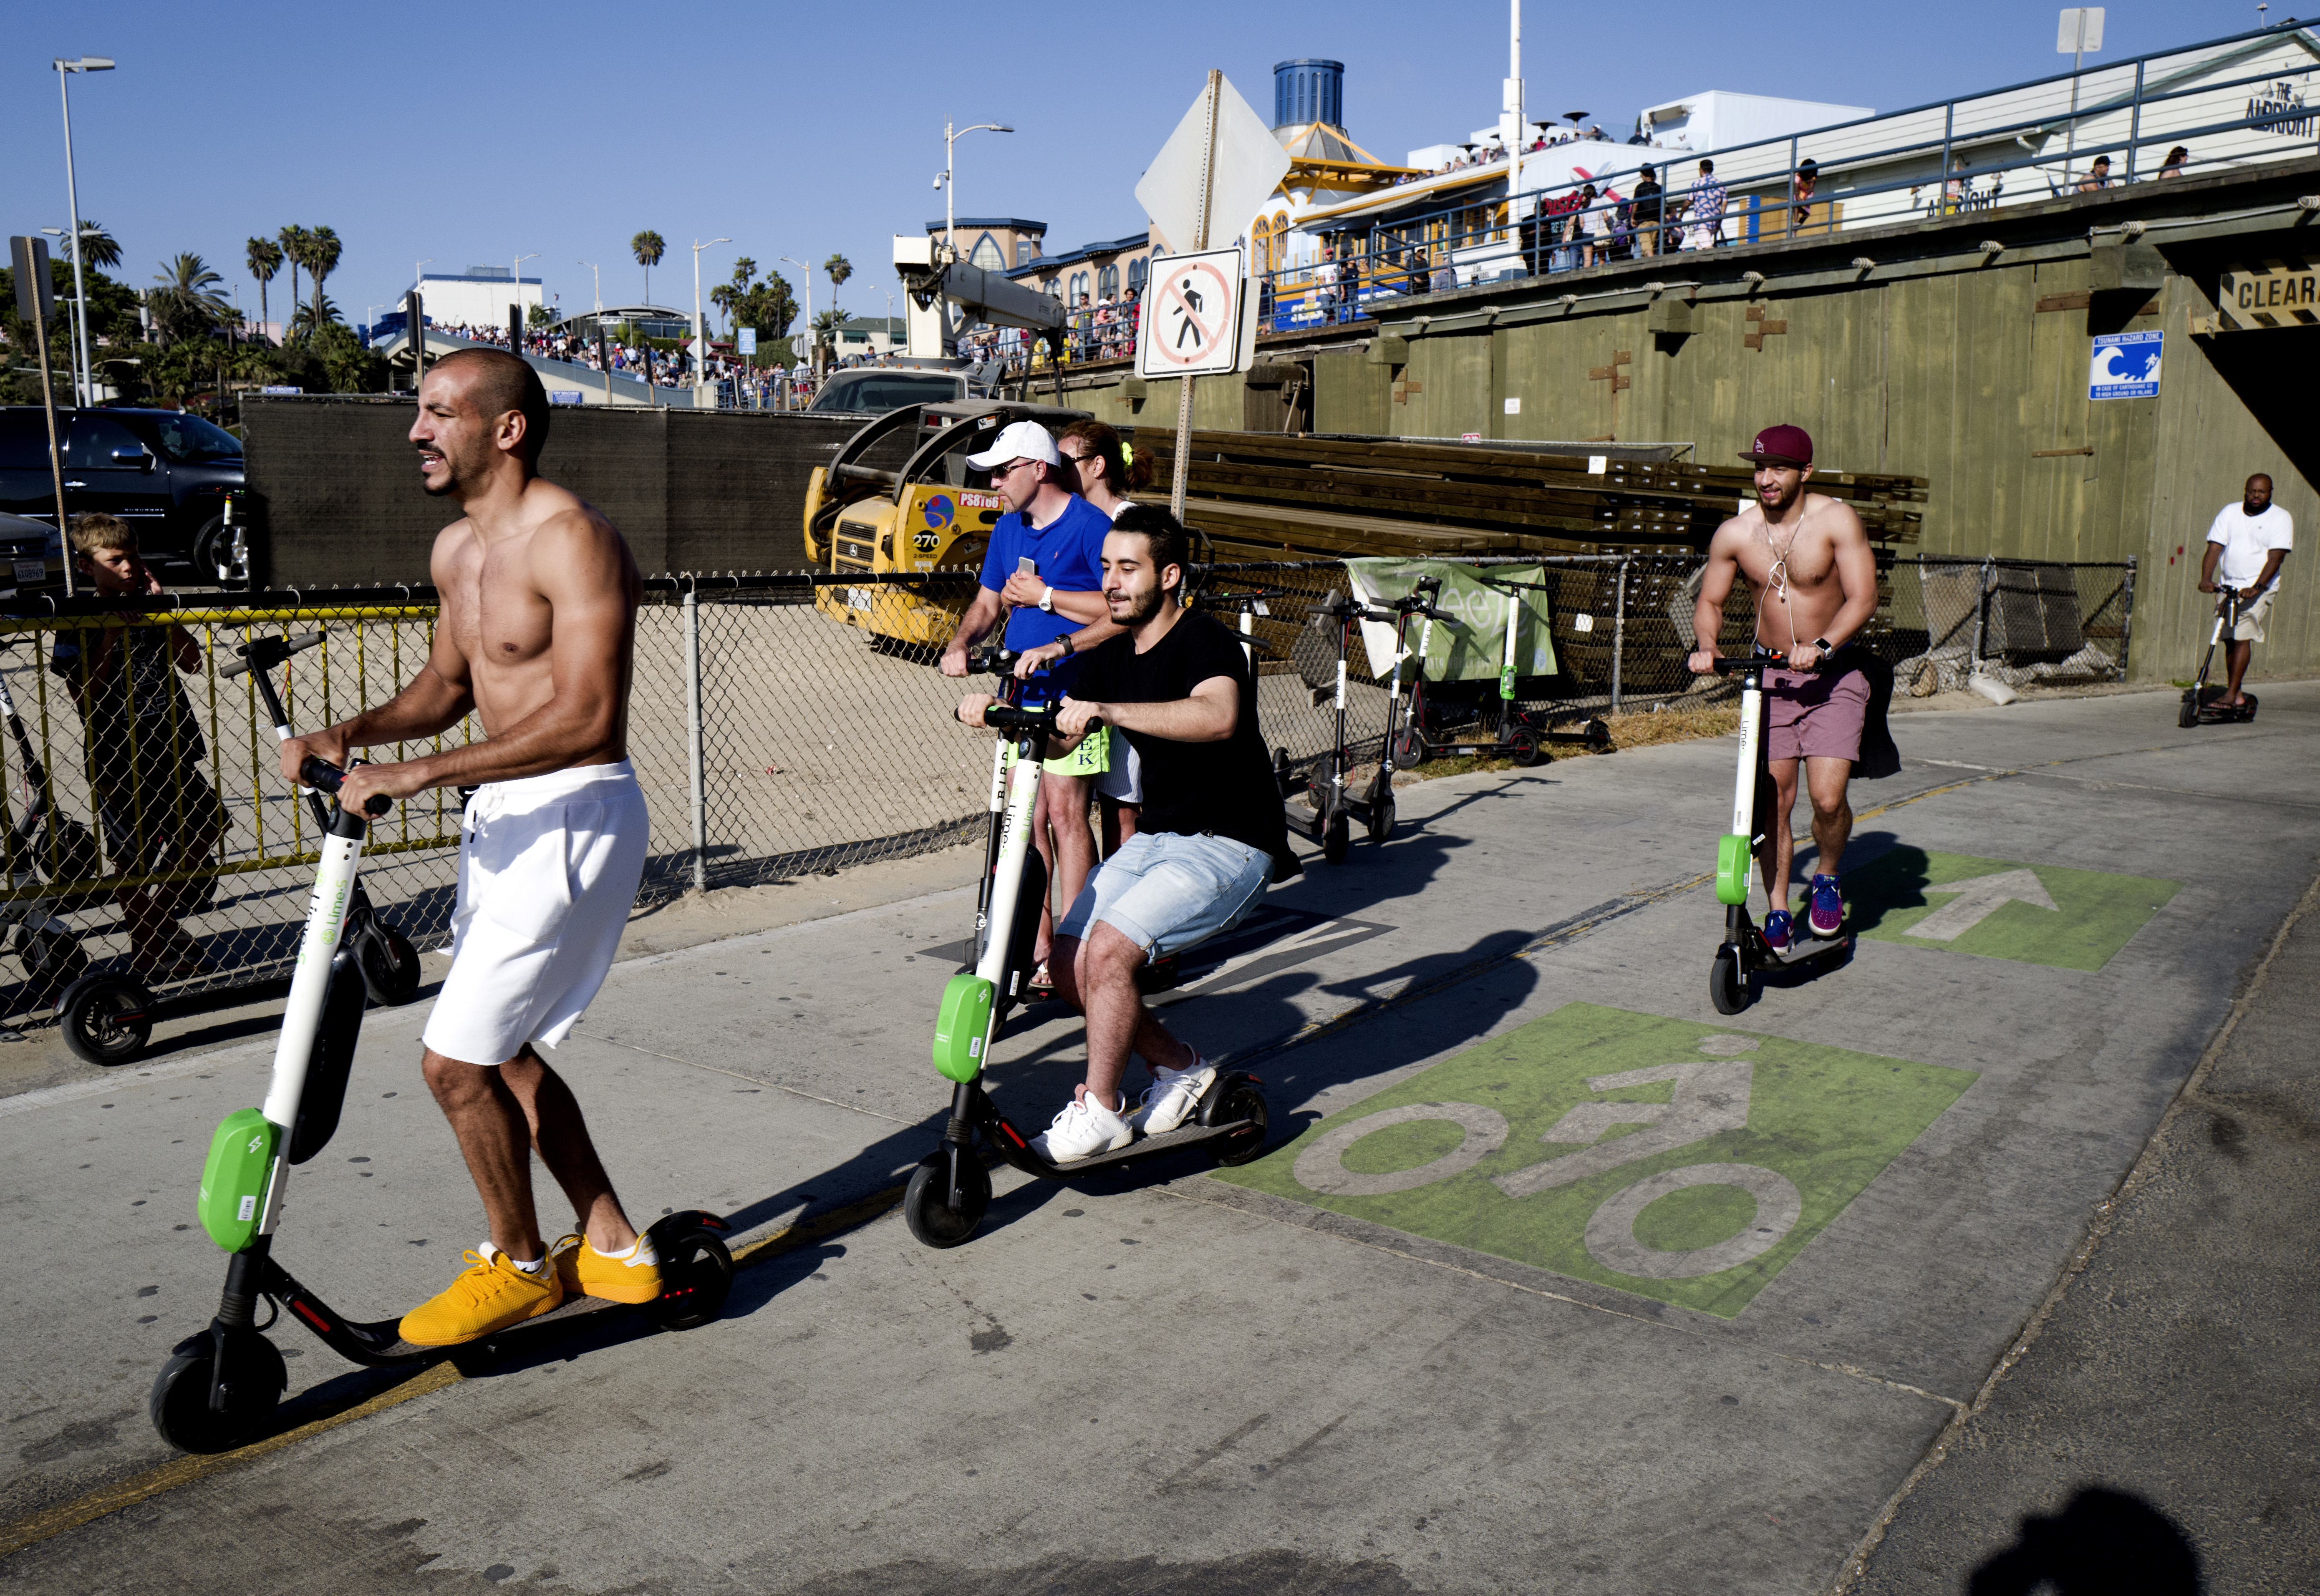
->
xmin=976 ymin=494 xmax=1112 ymax=704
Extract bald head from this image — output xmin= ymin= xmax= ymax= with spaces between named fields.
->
xmin=2246 ymin=474 xmax=2274 ymax=514
xmin=429 ymin=348 xmax=550 ymax=466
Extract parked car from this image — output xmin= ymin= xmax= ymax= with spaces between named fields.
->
xmin=0 ymin=407 xmax=247 ymax=585
xmin=0 ymin=511 xmax=65 ymax=599
xmin=806 ymin=370 xmax=968 ymax=414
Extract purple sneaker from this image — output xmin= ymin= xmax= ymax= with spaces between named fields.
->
xmin=1808 ymin=874 xmax=1845 ymax=938
xmin=1763 ymin=909 xmax=1795 ymax=952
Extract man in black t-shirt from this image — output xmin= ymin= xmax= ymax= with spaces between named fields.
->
xmin=956 ymin=506 xmax=1286 ymax=1163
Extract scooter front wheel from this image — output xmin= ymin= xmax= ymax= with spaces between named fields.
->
xmin=1366 ymin=794 xmax=1395 ymax=844
xmin=904 ymin=1152 xmax=991 ymax=1249
xmin=60 ymin=973 xmax=155 ymax=1066
xmin=1509 ymin=728 xmax=1543 ymax=767
xmin=1323 ymin=811 xmax=1351 ymax=864
xmin=356 ymin=921 xmax=423 ymax=1007
xmin=1709 ymin=948 xmax=1748 ymax=1015
xmin=1391 ymin=730 xmax=1425 ymax=770
xmin=150 ymin=1335 xmax=285 ymax=1454
xmin=2177 ymin=691 xmax=2199 ymax=729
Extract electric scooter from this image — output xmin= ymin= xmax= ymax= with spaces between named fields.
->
xmin=2179 ymin=591 xmax=2259 ymax=727
xmin=904 ymin=697 xmax=1271 ymax=1249
xmin=151 ymin=670 xmax=734 ymax=1454
xmin=55 ymin=633 xmax=424 ymax=1067
xmin=1391 ymin=572 xmax=1611 ymax=769
xmin=1296 ymin=582 xmax=1449 ymax=864
xmin=1706 ymin=652 xmax=1854 ymax=1015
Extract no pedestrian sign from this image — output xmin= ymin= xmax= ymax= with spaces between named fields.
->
xmin=1137 ymin=248 xmax=1248 ymax=380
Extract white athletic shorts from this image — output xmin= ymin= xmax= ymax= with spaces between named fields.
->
xmin=421 ymin=761 xmax=648 ymax=1065
xmin=1094 ymin=725 xmax=1143 ymax=804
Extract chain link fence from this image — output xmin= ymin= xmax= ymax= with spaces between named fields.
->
xmin=0 ymin=555 xmax=2132 ymax=1032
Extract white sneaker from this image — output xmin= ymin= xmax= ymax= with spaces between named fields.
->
xmin=1137 ymin=1056 xmax=1217 ymax=1137
xmin=1030 ymin=1093 xmax=1133 ymax=1163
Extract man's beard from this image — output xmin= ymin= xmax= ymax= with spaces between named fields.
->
xmin=1114 ymin=585 xmax=1168 ymax=625
xmin=419 ymin=449 xmax=476 ymax=498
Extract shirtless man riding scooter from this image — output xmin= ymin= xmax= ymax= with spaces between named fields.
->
xmin=1687 ymin=424 xmax=1878 ymax=950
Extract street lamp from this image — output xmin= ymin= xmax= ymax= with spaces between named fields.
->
xmin=691 ymin=237 xmax=730 ymax=403
xmin=53 ymin=56 xmax=115 ymax=406
xmin=578 ymin=260 xmax=602 ymax=318
xmin=40 ymin=225 xmax=101 ymax=403
xmin=512 ymin=252 xmax=539 ymax=344
xmin=938 ymin=120 xmax=1014 ymax=267
xmin=780 ymin=255 xmax=816 ymax=380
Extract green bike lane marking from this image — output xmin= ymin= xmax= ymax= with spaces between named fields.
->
xmin=1844 ymin=848 xmax=2181 ymax=971
xmin=1217 ymin=1003 xmax=1976 ymax=1319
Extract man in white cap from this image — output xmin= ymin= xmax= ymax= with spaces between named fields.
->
xmin=941 ymin=420 xmax=1119 ymax=993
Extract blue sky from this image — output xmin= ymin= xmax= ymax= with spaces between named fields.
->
xmin=2 ymin=0 xmax=2249 ymax=335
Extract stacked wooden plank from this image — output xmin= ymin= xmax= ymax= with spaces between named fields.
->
xmin=1128 ymin=430 xmax=1928 ymax=564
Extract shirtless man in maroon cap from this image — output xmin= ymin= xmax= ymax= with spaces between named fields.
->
xmin=1687 ymin=424 xmax=1879 ymax=950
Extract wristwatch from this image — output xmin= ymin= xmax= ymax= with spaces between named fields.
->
xmin=1812 ymin=636 xmax=1834 ymax=654
xmin=1038 ymin=585 xmax=1055 ymax=613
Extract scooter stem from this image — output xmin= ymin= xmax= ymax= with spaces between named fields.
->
xmin=1730 ymin=672 xmax=1763 ymax=843
xmin=259 ymin=807 xmax=368 ymax=1133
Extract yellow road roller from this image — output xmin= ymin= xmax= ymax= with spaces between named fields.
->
xmin=803 ymin=400 xmax=1091 ymax=650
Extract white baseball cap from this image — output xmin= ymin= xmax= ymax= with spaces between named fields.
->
xmin=965 ymin=420 xmax=1060 ymax=471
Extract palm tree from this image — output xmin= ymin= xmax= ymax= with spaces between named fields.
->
xmin=290 ymin=292 xmax=345 ymax=337
xmin=304 ymin=225 xmax=342 ymax=331
xmin=245 ymin=237 xmax=282 ymax=341
xmin=59 ymin=222 xmax=121 ymax=269
xmin=149 ymin=253 xmax=230 ymax=345
xmin=709 ymin=282 xmax=736 ymax=334
xmin=631 ymin=231 xmax=666 ymax=304
xmin=277 ymin=225 xmax=312 ymax=331
xmin=731 ymin=256 xmax=758 ymax=289
xmin=824 ymin=253 xmax=853 ymax=324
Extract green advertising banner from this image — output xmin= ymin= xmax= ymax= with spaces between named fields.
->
xmin=1344 ymin=559 xmax=1558 ymax=685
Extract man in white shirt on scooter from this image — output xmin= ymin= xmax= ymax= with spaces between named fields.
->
xmin=2199 ymin=473 xmax=2292 ymax=714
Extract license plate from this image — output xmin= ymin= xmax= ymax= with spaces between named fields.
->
xmin=12 ymin=560 xmax=43 ymax=584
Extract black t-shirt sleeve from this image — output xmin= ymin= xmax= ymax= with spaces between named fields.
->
xmin=1176 ymin=618 xmax=1251 ymax=702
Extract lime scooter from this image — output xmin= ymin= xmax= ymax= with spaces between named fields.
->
xmin=1391 ymin=572 xmax=1611 ymax=770
xmin=1706 ymin=653 xmax=1854 ymax=1015
xmin=150 ymin=647 xmax=734 ymax=1455
xmin=2179 ymin=590 xmax=2259 ymax=727
xmin=903 ymin=697 xmax=1271 ymax=1249
xmin=55 ymin=633 xmax=425 ymax=1067
xmin=1295 ymin=581 xmax=1450 ymax=864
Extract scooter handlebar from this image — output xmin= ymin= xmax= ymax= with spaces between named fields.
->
xmin=979 ymin=706 xmax=1102 ymax=734
xmin=298 ymin=757 xmax=393 ymax=816
xmin=220 ymin=631 xmax=325 ymax=680
xmin=1706 ymin=652 xmax=1820 ymax=675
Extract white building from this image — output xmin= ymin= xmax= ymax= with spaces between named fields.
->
xmin=416 ymin=266 xmax=544 ymax=332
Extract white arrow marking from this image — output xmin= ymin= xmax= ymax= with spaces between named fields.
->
xmin=1907 ymin=868 xmax=2060 ymax=940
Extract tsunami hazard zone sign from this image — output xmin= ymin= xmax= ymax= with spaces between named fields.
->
xmin=1137 ymin=248 xmax=1255 ymax=380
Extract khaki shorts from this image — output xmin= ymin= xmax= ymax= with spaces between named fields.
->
xmin=2230 ymin=589 xmax=2276 ymax=642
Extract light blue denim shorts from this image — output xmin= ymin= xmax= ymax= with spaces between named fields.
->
xmin=1057 ymin=830 xmax=1271 ymax=961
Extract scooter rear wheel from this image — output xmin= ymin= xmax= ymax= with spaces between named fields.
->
xmin=1585 ymin=719 xmax=1613 ymax=752
xmin=60 ymin=973 xmax=155 ymax=1066
xmin=1709 ymin=948 xmax=1748 ymax=1015
xmin=150 ymin=1335 xmax=285 ymax=1454
xmin=1205 ymin=1082 xmax=1272 ymax=1167
xmin=1323 ymin=811 xmax=1351 ymax=865
xmin=904 ymin=1152 xmax=991 ymax=1249
xmin=643 ymin=1221 xmax=735 ymax=1331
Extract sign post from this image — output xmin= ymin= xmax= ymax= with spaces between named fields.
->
xmin=2056 ymin=8 xmax=2106 ymax=190
xmin=1135 ymin=71 xmax=1291 ymax=521
xmin=10 ymin=236 xmax=73 ymax=595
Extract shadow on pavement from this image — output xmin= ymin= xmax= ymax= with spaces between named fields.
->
xmin=1965 ymin=1485 xmax=2202 ymax=1594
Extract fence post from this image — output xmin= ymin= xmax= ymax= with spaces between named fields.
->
xmin=1610 ymin=559 xmax=1628 ymax=715
xmin=2125 ymin=60 xmax=2146 ymax=181
xmin=683 ymin=580 xmax=708 ymax=893
xmin=2116 ymin=556 xmax=2137 ymax=679
xmin=1939 ymin=102 xmax=1954 ymax=215
xmin=1970 ymin=556 xmax=1994 ymax=674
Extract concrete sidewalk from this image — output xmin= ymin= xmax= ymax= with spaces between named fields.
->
xmin=2 ymin=685 xmax=2315 ymax=1593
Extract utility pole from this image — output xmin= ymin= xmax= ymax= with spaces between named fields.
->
xmin=692 ymin=236 xmax=729 ymax=405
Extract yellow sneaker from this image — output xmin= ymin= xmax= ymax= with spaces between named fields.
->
xmin=549 ymin=1233 xmax=663 ymax=1305
xmin=398 ymin=1246 xmax=563 ymax=1347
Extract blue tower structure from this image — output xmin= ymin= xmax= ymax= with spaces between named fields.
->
xmin=1273 ymin=59 xmax=1345 ymax=130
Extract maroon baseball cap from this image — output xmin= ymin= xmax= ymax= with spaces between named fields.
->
xmin=1740 ymin=424 xmax=1813 ymax=468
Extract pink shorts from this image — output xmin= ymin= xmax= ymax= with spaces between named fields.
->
xmin=1764 ymin=662 xmax=1869 ymax=763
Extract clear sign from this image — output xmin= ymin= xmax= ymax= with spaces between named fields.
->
xmin=2216 ymin=263 xmax=2320 ymax=329
xmin=737 ymin=327 xmax=758 ymax=356
xmin=2088 ymin=330 xmax=2161 ymax=400
xmin=1136 ymin=249 xmax=1246 ymax=380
